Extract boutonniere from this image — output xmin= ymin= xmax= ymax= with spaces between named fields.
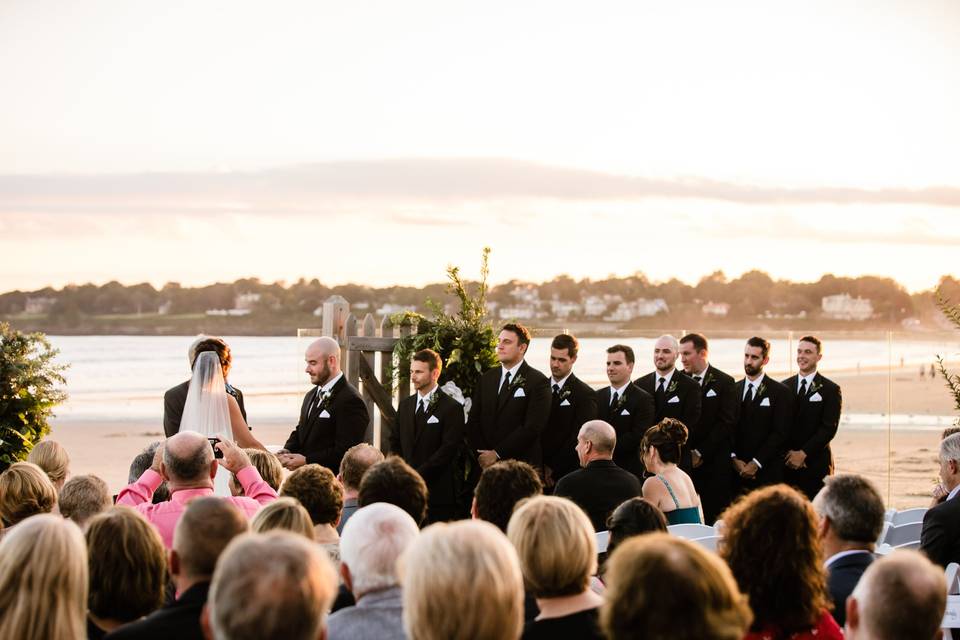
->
xmin=667 ymin=379 xmax=679 ymax=394
xmin=613 ymin=390 xmax=628 ymax=412
xmin=558 ymin=387 xmax=573 ymax=401
xmin=756 ymin=382 xmax=767 ymax=398
xmin=703 ymin=372 xmax=717 ymax=387
xmin=510 ymin=373 xmax=526 ymax=390
xmin=808 ymin=380 xmax=822 ymax=396
xmin=316 ymin=388 xmax=334 ymax=413
xmin=426 ymin=391 xmax=441 ymax=413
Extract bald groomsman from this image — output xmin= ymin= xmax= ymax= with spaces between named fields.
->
xmin=782 ymin=335 xmax=842 ymax=500
xmin=635 ymin=335 xmax=701 ymax=435
xmin=597 ymin=344 xmax=655 ymax=479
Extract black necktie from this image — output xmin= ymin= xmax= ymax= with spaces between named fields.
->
xmin=552 ymin=383 xmax=560 ymax=397
xmin=498 ymin=371 xmax=512 ymax=403
xmin=743 ymin=382 xmax=754 ymax=404
xmin=417 ymin=398 xmax=426 ymax=416
xmin=610 ymin=390 xmax=619 ymax=407
xmin=693 ymin=375 xmax=702 ymax=385
xmin=800 ymin=378 xmax=808 ymax=396
xmin=657 ymin=377 xmax=666 ymax=394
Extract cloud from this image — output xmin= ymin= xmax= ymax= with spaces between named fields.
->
xmin=1 ymin=158 xmax=958 ymax=210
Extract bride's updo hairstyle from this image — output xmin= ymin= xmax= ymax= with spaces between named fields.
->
xmin=641 ymin=418 xmax=689 ymax=465
xmin=191 ymin=337 xmax=232 ymax=377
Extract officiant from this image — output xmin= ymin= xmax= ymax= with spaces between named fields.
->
xmin=278 ymin=337 xmax=369 ymax=472
xmin=163 ymin=336 xmax=247 ymax=437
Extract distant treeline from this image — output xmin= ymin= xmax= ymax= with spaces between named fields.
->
xmin=1 ymin=271 xmax=958 ymax=335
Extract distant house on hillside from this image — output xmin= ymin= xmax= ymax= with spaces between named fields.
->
xmin=583 ymin=294 xmax=622 ymax=317
xmin=234 ymin=293 xmax=261 ymax=311
xmin=821 ymin=294 xmax=873 ymax=321
xmin=499 ymin=305 xmax=537 ymax=320
xmin=550 ymin=299 xmax=582 ymax=318
xmin=24 ymin=297 xmax=56 ymax=314
xmin=702 ymin=302 xmax=730 ymax=317
xmin=604 ymin=298 xmax=668 ymax=322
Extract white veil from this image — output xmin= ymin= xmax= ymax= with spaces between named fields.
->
xmin=180 ymin=350 xmax=234 ymax=495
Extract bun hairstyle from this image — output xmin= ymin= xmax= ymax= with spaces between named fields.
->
xmin=641 ymin=418 xmax=689 ymax=464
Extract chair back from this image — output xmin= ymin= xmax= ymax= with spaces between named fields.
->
xmin=882 ymin=521 xmax=923 ymax=547
xmin=891 ymin=508 xmax=927 ymax=526
xmin=667 ymin=523 xmax=715 ymax=538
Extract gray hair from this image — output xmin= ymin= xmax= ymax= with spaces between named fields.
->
xmin=941 ymin=433 xmax=960 ymax=463
xmin=340 ymin=503 xmax=419 ymax=597
xmin=812 ymin=474 xmax=885 ymax=544
xmin=579 ymin=420 xmax=617 ymax=455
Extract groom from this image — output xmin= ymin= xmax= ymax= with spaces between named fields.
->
xmin=278 ymin=337 xmax=369 ymax=472
xmin=163 ymin=336 xmax=246 ymax=437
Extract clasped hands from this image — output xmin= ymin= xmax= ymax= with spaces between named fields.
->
xmin=275 ymin=449 xmax=307 ymax=470
xmin=731 ymin=457 xmax=759 ymax=479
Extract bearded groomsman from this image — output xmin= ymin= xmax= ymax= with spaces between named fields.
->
xmin=541 ymin=334 xmax=598 ymax=489
xmin=732 ymin=336 xmax=793 ymax=493
xmin=467 ymin=323 xmax=551 ymax=470
xmin=596 ymin=344 xmax=655 ymax=479
xmin=782 ymin=336 xmax=842 ymax=500
xmin=635 ymin=335 xmax=701 ymax=433
xmin=389 ymin=349 xmax=465 ymax=522
xmin=679 ymin=333 xmax=737 ymax=524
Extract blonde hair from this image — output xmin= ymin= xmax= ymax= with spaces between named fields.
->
xmin=601 ymin=532 xmax=752 ymax=640
xmin=507 ymin=496 xmax=596 ymax=598
xmin=251 ymin=498 xmax=316 ymax=540
xmin=27 ymin=439 xmax=70 ymax=487
xmin=0 ymin=461 xmax=57 ymax=527
xmin=245 ymin=448 xmax=284 ymax=491
xmin=401 ymin=520 xmax=524 ymax=640
xmin=0 ymin=514 xmax=88 ymax=640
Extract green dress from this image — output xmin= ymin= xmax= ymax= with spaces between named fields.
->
xmin=657 ymin=473 xmax=702 ymax=525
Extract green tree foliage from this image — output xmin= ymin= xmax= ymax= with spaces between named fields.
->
xmin=0 ymin=323 xmax=67 ymax=471
xmin=388 ymin=248 xmax=498 ymax=400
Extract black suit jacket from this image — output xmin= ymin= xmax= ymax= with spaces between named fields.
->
xmin=106 ymin=582 xmax=209 ymax=640
xmin=389 ymin=390 xmax=465 ymax=507
xmin=781 ymin=373 xmax=842 ymax=476
xmin=635 ymin=369 xmax=702 ymax=431
xmin=732 ymin=376 xmax=793 ymax=484
xmin=163 ymin=380 xmax=246 ymax=438
xmin=688 ymin=365 xmax=737 ymax=467
xmin=467 ymin=361 xmax=551 ymax=466
xmin=542 ymin=374 xmax=598 ymax=482
xmin=921 ymin=495 xmax=960 ymax=568
xmin=596 ymin=384 xmax=655 ymax=477
xmin=827 ymin=551 xmax=874 ymax=627
xmin=555 ymin=459 xmax=642 ymax=531
xmin=283 ymin=376 xmax=370 ymax=472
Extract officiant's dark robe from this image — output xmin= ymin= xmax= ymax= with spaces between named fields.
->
xmin=163 ymin=381 xmax=246 ymax=438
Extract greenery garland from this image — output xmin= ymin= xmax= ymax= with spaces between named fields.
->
xmin=388 ymin=248 xmax=498 ymax=400
xmin=0 ymin=323 xmax=67 ymax=471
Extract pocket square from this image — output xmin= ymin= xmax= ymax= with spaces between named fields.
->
xmin=808 ymin=392 xmax=823 ymax=402
xmin=513 ymin=388 xmax=526 ymax=398
xmin=319 ymin=409 xmax=331 ymax=418
xmin=427 ymin=415 xmax=440 ymax=424
xmin=620 ymin=409 xmax=630 ymax=416
xmin=667 ymin=396 xmax=680 ymax=404
xmin=706 ymin=389 xmax=717 ymax=398
xmin=759 ymin=397 xmax=771 ymax=407
xmin=560 ymin=399 xmax=571 ymax=406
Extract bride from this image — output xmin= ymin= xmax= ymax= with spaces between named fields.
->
xmin=180 ymin=351 xmax=266 ymax=494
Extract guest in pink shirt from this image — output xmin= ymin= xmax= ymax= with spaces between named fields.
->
xmin=117 ymin=431 xmax=277 ymax=548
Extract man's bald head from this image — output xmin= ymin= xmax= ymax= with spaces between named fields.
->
xmin=163 ymin=431 xmax=214 ymax=484
xmin=847 ymin=550 xmax=946 ymax=640
xmin=305 ymin=337 xmax=342 ymax=386
xmin=576 ymin=420 xmax=617 ymax=466
xmin=307 ymin=337 xmax=340 ymax=360
xmin=654 ymin=335 xmax=680 ymax=374
xmin=339 ymin=443 xmax=385 ymax=493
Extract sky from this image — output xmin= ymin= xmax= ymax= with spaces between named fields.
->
xmin=2 ymin=0 xmax=959 ymax=293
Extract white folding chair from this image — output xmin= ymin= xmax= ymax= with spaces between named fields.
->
xmin=596 ymin=530 xmax=610 ymax=554
xmin=942 ymin=563 xmax=960 ymax=639
xmin=884 ymin=508 xmax=897 ymax=522
xmin=667 ymin=523 xmax=715 ymax=539
xmin=891 ymin=507 xmax=927 ymax=526
xmin=882 ymin=521 xmax=923 ymax=547
xmin=693 ymin=535 xmax=719 ymax=552
xmin=876 ymin=521 xmax=890 ymax=546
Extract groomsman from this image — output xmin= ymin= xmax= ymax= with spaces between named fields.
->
xmin=596 ymin=344 xmax=655 ymax=479
xmin=279 ymin=337 xmax=369 ymax=473
xmin=679 ymin=333 xmax=737 ymax=525
xmin=732 ymin=336 xmax=793 ymax=493
xmin=389 ymin=349 xmax=465 ymax=522
xmin=467 ymin=323 xmax=551 ymax=470
xmin=541 ymin=334 xmax=598 ymax=489
xmin=635 ymin=335 xmax=701 ymax=432
xmin=782 ymin=336 xmax=842 ymax=500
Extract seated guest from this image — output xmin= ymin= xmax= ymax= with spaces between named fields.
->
xmin=720 ymin=484 xmax=843 ymax=640
xmin=921 ymin=432 xmax=960 ymax=567
xmin=400 ymin=520 xmax=525 ymax=640
xmin=601 ymin=532 xmax=752 ymax=640
xmin=812 ymin=474 xmax=886 ymax=626
xmin=0 ymin=461 xmax=57 ymax=529
xmin=358 ymin=456 xmax=429 ymax=527
xmin=86 ymin=507 xmax=167 ymax=639
xmin=605 ymin=497 xmax=667 ymax=556
xmin=555 ymin=420 xmax=641 ymax=531
xmin=106 ymin=498 xmax=249 ymax=640
xmin=116 ymin=432 xmax=277 ymax=548
xmin=931 ymin=426 xmax=960 ymax=504
xmin=251 ymin=497 xmax=316 ymax=540
xmin=281 ymin=464 xmax=344 ymax=557
xmin=328 ymin=503 xmax=420 ymax=640
xmin=844 ymin=550 xmax=946 ymax=640
xmin=640 ymin=418 xmax=702 ymax=525
xmin=473 ymin=459 xmax=543 ymax=532
xmin=507 ymin=496 xmax=604 ymax=639
xmin=337 ymin=443 xmax=384 ymax=533
xmin=59 ymin=474 xmax=112 ymax=530
xmin=129 ymin=442 xmax=170 ymax=503
xmin=230 ymin=448 xmax=283 ymax=494
xmin=0 ymin=514 xmax=88 ymax=640
xmin=205 ymin=531 xmax=339 ymax=640
xmin=27 ymin=439 xmax=70 ymax=491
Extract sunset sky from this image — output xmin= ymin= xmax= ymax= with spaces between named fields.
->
xmin=2 ymin=1 xmax=958 ymax=292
